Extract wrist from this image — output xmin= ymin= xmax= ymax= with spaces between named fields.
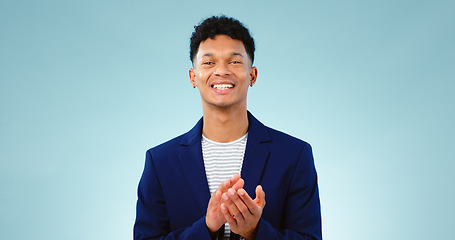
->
xmin=207 ymin=228 xmax=217 ymax=239
xmin=205 ymin=218 xmax=220 ymax=239
xmin=244 ymin=223 xmax=259 ymax=240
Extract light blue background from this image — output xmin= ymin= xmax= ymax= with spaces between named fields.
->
xmin=1 ymin=1 xmax=454 ymax=239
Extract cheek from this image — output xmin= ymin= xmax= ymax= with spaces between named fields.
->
xmin=234 ymin=68 xmax=251 ymax=80
xmin=238 ymin=73 xmax=251 ymax=83
xmin=197 ymin=72 xmax=211 ymax=82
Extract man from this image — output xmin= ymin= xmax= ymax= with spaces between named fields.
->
xmin=134 ymin=16 xmax=322 ymax=240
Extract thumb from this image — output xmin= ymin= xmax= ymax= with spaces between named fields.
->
xmin=208 ymin=190 xmax=222 ymax=212
xmin=254 ymin=185 xmax=266 ymax=208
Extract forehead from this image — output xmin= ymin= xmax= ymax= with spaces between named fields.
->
xmin=197 ymin=35 xmax=247 ymax=58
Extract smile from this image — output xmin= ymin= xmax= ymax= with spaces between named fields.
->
xmin=211 ymin=84 xmax=234 ymax=90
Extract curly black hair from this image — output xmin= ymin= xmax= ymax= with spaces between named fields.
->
xmin=190 ymin=16 xmax=255 ymax=65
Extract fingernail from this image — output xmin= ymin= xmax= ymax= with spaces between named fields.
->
xmin=223 ymin=193 xmax=229 ymax=200
xmin=228 ymin=188 xmax=235 ymax=195
xmin=238 ymin=189 xmax=245 ymax=196
xmin=221 ymin=204 xmax=226 ymax=210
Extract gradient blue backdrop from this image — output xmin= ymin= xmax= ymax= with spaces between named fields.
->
xmin=1 ymin=1 xmax=454 ymax=239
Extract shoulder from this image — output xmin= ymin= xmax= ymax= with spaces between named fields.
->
xmin=266 ymin=126 xmax=309 ymax=145
xmin=263 ymin=125 xmax=312 ymax=153
xmin=248 ymin=112 xmax=312 ymax=155
xmin=146 ymin=117 xmax=203 ymax=157
xmin=146 ymin=133 xmax=186 ymax=157
xmin=142 ymin=132 xmax=191 ymax=171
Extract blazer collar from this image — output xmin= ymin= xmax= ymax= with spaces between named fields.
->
xmin=177 ymin=111 xmax=272 ymax=212
xmin=179 ymin=111 xmax=271 ymax=145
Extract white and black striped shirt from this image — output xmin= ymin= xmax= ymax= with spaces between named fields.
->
xmin=202 ymin=133 xmax=248 ymax=239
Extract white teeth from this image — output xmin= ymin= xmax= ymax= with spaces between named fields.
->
xmin=212 ymin=84 xmax=234 ymax=90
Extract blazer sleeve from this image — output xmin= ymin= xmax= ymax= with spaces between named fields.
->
xmin=133 ymin=150 xmax=213 ymax=240
xmin=255 ymin=143 xmax=322 ymax=240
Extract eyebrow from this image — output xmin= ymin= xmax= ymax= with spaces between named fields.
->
xmin=231 ymin=52 xmax=244 ymax=58
xmin=201 ymin=53 xmax=213 ymax=57
xmin=201 ymin=52 xmax=244 ymax=58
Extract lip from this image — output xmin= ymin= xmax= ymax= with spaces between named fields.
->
xmin=210 ymin=81 xmax=235 ymax=94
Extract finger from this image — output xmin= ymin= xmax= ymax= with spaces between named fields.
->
xmin=232 ymin=178 xmax=244 ymax=191
xmin=237 ymin=188 xmax=260 ymax=214
xmin=231 ymin=173 xmax=241 ymax=182
xmin=217 ymin=179 xmax=231 ymax=194
xmin=218 ymin=174 xmax=241 ymax=193
xmin=254 ymin=185 xmax=266 ymax=208
xmin=229 ymin=174 xmax=241 ymax=189
xmin=222 ymin=192 xmax=243 ymax=222
xmin=220 ymin=203 xmax=237 ymax=226
xmin=229 ymin=174 xmax=240 ymax=186
xmin=227 ymin=188 xmax=251 ymax=218
xmin=207 ymin=190 xmax=222 ymax=213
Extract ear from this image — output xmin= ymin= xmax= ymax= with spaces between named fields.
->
xmin=249 ymin=66 xmax=258 ymax=86
xmin=189 ymin=68 xmax=196 ymax=87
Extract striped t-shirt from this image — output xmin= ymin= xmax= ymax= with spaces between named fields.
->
xmin=202 ymin=133 xmax=248 ymax=239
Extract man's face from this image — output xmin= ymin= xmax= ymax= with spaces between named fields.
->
xmin=189 ymin=35 xmax=257 ymax=110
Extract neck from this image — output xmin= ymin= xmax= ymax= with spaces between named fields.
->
xmin=202 ymin=106 xmax=249 ymax=143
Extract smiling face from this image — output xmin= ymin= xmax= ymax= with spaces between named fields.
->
xmin=189 ymin=35 xmax=257 ymax=111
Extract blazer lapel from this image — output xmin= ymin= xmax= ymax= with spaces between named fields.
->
xmin=241 ymin=112 xmax=272 ymax=198
xmin=178 ymin=118 xmax=211 ymax=213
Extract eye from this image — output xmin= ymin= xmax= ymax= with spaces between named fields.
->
xmin=203 ymin=61 xmax=214 ymax=65
xmin=230 ymin=61 xmax=242 ymax=64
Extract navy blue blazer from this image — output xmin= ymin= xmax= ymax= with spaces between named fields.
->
xmin=134 ymin=112 xmax=322 ymax=240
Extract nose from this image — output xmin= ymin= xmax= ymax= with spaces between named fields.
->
xmin=213 ymin=63 xmax=231 ymax=76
